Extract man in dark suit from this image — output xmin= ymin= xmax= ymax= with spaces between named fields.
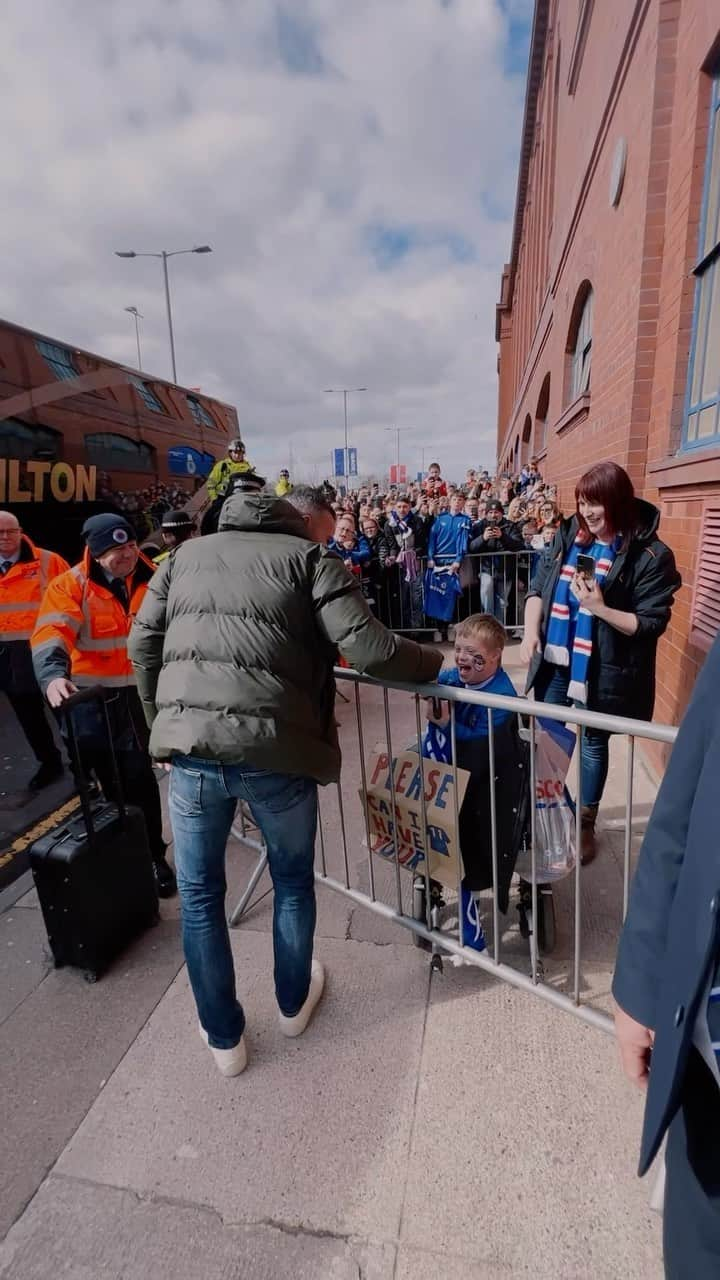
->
xmin=613 ymin=633 xmax=720 ymax=1278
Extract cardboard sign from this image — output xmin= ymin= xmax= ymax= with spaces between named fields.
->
xmin=362 ymin=749 xmax=469 ymax=891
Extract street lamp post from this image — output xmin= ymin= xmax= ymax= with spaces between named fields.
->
xmin=114 ymin=245 xmax=212 ymax=384
xmin=324 ymin=387 xmax=367 ymax=493
xmin=124 ymin=306 xmax=144 ymax=371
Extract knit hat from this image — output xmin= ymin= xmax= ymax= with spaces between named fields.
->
xmin=161 ymin=509 xmax=195 ymax=531
xmin=82 ymin=513 xmax=136 ymax=557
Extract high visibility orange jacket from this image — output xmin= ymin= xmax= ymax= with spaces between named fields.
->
xmin=0 ymin=536 xmax=68 ymax=642
xmin=31 ymin=547 xmax=156 ymax=693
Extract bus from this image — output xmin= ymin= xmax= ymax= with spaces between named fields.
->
xmin=0 ymin=317 xmax=237 ymax=561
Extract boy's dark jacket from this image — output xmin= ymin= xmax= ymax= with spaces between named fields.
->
xmin=436 ymin=667 xmax=528 ymax=913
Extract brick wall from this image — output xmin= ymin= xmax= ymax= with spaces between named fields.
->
xmin=497 ymin=0 xmax=720 ymax=732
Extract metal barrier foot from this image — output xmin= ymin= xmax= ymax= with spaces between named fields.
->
xmin=228 ymin=850 xmax=269 ymax=927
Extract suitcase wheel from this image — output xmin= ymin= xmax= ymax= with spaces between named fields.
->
xmin=83 ymin=970 xmax=99 ymax=984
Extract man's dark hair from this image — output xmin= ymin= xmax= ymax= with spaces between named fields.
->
xmin=285 ymin=485 xmax=335 ymax=520
xmin=396 ymin=493 xmax=411 ymax=504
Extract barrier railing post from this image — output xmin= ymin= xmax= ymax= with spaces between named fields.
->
xmin=336 ymin=782 xmax=351 ymax=889
xmin=414 ymin=693 xmax=434 ymax=933
xmin=354 ymin=682 xmax=377 ymax=902
xmin=487 ymin=710 xmax=501 ymax=964
xmin=528 ymin=714 xmax=539 ymax=984
xmin=623 ymin=736 xmax=635 ymax=921
xmin=383 ymin=686 xmax=405 ymax=915
xmin=450 ymin=700 xmax=465 ymax=945
xmin=574 ymin=726 xmax=584 ymax=1005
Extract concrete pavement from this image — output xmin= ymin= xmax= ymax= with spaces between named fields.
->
xmin=0 ymin=643 xmax=665 ymax=1278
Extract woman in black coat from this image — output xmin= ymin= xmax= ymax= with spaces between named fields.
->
xmin=520 ymin=461 xmax=680 ymax=863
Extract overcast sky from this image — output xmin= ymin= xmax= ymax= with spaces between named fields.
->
xmin=3 ymin=0 xmax=531 ymax=483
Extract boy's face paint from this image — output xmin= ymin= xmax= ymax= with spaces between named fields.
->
xmin=454 ymin=640 xmax=502 ymax=685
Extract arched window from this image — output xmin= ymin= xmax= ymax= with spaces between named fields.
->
xmin=85 ymin=432 xmax=156 ymax=472
xmin=566 ymin=283 xmax=593 ymax=402
xmin=521 ymin=414 xmax=532 ymax=466
xmin=535 ymin=373 xmax=551 ymax=453
xmin=0 ymin=419 xmax=61 ymax=461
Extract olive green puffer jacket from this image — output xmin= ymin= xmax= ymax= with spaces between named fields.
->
xmin=129 ymin=492 xmax=442 ymax=783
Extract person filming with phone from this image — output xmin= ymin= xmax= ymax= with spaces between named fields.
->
xmin=468 ymin=498 xmax=524 ymax=622
xmin=520 ymin=461 xmax=680 ymax=865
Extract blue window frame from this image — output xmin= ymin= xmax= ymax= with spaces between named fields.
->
xmin=130 ymin=376 xmax=164 ymax=414
xmin=186 ymin=394 xmax=214 ymax=427
xmin=36 ymin=339 xmax=78 ymax=382
xmin=683 ymin=74 xmax=720 ymax=450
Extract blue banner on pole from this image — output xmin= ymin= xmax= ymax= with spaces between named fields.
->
xmin=348 ymin=447 xmax=358 ymax=476
xmin=333 ymin=448 xmax=345 ymax=477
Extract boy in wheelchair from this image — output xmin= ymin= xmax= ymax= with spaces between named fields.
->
xmin=421 ymin=614 xmax=529 ymax=949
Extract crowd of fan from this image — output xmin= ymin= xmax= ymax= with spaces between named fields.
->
xmin=321 ymin=460 xmax=560 ymax=634
xmin=96 ymin=474 xmax=193 ymax=541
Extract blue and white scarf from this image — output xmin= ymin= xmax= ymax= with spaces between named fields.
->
xmin=544 ymin=538 xmax=617 ymax=704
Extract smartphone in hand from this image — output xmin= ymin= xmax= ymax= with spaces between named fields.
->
xmin=576 ymin=553 xmax=596 ymax=581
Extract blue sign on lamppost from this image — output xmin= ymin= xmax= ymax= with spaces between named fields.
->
xmin=333 ymin=447 xmax=358 ymax=479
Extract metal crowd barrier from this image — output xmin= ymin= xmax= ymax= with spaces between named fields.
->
xmin=229 ymin=668 xmax=677 ymax=1036
xmin=369 ymin=551 xmax=537 ymax=636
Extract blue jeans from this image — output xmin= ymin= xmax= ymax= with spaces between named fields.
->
xmin=479 ymin=572 xmax=507 ymax=623
xmin=169 ymin=757 xmax=318 ymax=1049
xmin=533 ymin=663 xmax=610 ymax=808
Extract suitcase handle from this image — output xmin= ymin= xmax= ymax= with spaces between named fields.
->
xmin=61 ymin=686 xmax=127 ymax=841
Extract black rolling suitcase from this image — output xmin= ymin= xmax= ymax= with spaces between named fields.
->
xmin=30 ymin=686 xmax=159 ymax=982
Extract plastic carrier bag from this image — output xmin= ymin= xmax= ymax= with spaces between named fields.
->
xmin=515 ymin=717 xmax=576 ymax=883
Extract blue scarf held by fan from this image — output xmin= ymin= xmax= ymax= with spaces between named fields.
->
xmin=543 ymin=537 xmax=618 ymax=704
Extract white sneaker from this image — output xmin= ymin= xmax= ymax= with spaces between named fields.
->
xmin=198 ymin=1023 xmax=248 ymax=1077
xmin=278 ymin=959 xmax=325 ymax=1038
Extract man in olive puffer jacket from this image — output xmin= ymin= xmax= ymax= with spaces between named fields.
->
xmin=129 ymin=485 xmax=441 ymax=1077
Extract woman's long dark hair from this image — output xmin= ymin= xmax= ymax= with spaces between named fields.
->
xmin=575 ymin=461 xmax=635 ymax=546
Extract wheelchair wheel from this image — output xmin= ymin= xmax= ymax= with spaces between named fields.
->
xmin=516 ymin=879 xmax=532 ymax=940
xmin=536 ymin=884 xmax=556 ymax=955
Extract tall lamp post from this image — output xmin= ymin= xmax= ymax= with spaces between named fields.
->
xmin=114 ymin=245 xmax=212 ymax=384
xmin=124 ymin=306 xmax=144 ymax=371
xmin=324 ymin=387 xmax=366 ymax=493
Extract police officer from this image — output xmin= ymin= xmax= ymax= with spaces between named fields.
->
xmin=0 ymin=511 xmax=67 ymax=790
xmin=206 ymin=438 xmax=252 ymax=502
xmin=31 ymin=513 xmax=177 ymax=897
xmin=153 ymin=510 xmax=196 ymax=565
xmin=275 ymin=469 xmax=293 ymax=497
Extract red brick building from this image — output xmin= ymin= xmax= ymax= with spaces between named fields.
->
xmin=0 ymin=317 xmax=237 ymax=496
xmin=496 ymin=0 xmax=720 ymax=731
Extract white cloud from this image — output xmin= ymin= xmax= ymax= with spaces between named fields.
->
xmin=2 ymin=0 xmax=530 ymax=481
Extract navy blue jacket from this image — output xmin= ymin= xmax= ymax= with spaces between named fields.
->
xmin=613 ymin=634 xmax=720 ymax=1175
